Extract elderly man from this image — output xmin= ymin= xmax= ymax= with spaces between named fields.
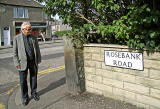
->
xmin=13 ymin=22 xmax=41 ymax=106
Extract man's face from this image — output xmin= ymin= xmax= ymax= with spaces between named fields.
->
xmin=22 ymin=25 xmax=32 ymax=36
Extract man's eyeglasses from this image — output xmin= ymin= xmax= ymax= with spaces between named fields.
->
xmin=23 ymin=28 xmax=32 ymax=31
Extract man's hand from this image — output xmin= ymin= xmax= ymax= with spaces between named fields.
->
xmin=16 ymin=65 xmax=21 ymax=69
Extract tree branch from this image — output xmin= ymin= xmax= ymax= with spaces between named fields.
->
xmin=76 ymin=12 xmax=96 ymax=27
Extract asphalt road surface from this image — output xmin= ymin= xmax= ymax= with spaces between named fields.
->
xmin=0 ymin=40 xmax=65 ymax=108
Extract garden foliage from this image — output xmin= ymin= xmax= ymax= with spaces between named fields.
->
xmin=37 ymin=0 xmax=160 ymax=51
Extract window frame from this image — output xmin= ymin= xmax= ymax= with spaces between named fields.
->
xmin=13 ymin=8 xmax=18 ymax=18
xmin=13 ymin=7 xmax=29 ymax=18
xmin=24 ymin=8 xmax=28 ymax=18
xmin=18 ymin=8 xmax=24 ymax=18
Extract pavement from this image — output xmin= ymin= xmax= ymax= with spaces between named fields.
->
xmin=7 ymin=68 xmax=144 ymax=109
xmin=1 ymin=39 xmax=144 ymax=109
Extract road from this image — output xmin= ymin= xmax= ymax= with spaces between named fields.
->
xmin=0 ymin=40 xmax=65 ymax=109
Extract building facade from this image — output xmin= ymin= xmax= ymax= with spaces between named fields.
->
xmin=50 ymin=20 xmax=72 ymax=35
xmin=0 ymin=0 xmax=51 ymax=46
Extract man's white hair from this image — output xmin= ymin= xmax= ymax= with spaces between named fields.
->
xmin=21 ymin=22 xmax=31 ymax=30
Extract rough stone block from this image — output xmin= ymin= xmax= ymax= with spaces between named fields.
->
xmin=124 ymin=82 xmax=149 ymax=95
xmin=85 ymin=73 xmax=95 ymax=82
xmin=136 ymin=94 xmax=160 ymax=108
xmin=83 ymin=44 xmax=160 ymax=108
xmin=84 ymin=53 xmax=92 ymax=60
xmin=149 ymin=69 xmax=160 ymax=80
xmin=150 ymin=88 xmax=160 ymax=99
xmin=85 ymin=73 xmax=102 ymax=83
xmin=99 ymin=69 xmax=113 ymax=78
xmin=144 ymin=59 xmax=160 ymax=70
xmin=84 ymin=47 xmax=100 ymax=53
xmin=136 ymin=76 xmax=160 ymax=89
xmin=95 ymin=69 xmax=102 ymax=76
xmin=85 ymin=80 xmax=94 ymax=88
xmin=84 ymin=60 xmax=96 ymax=67
xmin=112 ymin=87 xmax=125 ymax=97
xmin=102 ymin=63 xmax=123 ymax=72
xmin=92 ymin=53 xmax=102 ymax=61
xmin=93 ymin=82 xmax=104 ymax=90
xmin=101 ymin=54 xmax=104 ymax=61
xmin=94 ymin=82 xmax=113 ymax=93
xmin=96 ymin=62 xmax=102 ymax=69
xmin=86 ymin=87 xmax=103 ymax=95
xmin=101 ymin=48 xmax=110 ymax=55
xmin=115 ymin=72 xmax=136 ymax=83
xmin=100 ymin=69 xmax=136 ymax=83
xmin=143 ymin=51 xmax=160 ymax=61
xmin=102 ymin=62 xmax=149 ymax=78
xmin=122 ymin=68 xmax=149 ymax=77
xmin=103 ymin=77 xmax=123 ymax=89
xmin=84 ymin=67 xmax=96 ymax=74
xmin=93 ymin=75 xmax=102 ymax=83
xmin=103 ymin=91 xmax=118 ymax=101
xmin=123 ymin=90 xmax=136 ymax=100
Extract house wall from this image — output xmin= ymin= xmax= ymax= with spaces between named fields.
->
xmin=84 ymin=44 xmax=160 ymax=109
xmin=28 ymin=8 xmax=43 ymax=21
xmin=0 ymin=5 xmax=14 ymax=42
xmin=0 ymin=4 xmax=51 ymax=45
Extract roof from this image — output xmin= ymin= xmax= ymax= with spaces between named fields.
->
xmin=0 ymin=0 xmax=43 ymax=8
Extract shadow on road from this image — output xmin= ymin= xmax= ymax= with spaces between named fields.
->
xmin=38 ymin=77 xmax=66 ymax=96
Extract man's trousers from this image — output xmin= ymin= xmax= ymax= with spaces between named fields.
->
xmin=19 ymin=60 xmax=38 ymax=100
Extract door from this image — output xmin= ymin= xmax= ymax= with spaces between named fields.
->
xmin=3 ymin=27 xmax=10 ymax=46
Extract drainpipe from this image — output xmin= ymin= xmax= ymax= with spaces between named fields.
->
xmin=0 ymin=6 xmax=5 ymax=47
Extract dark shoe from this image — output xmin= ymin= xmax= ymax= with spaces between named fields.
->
xmin=22 ymin=98 xmax=29 ymax=106
xmin=32 ymin=94 xmax=40 ymax=101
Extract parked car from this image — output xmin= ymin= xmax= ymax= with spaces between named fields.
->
xmin=51 ymin=34 xmax=58 ymax=41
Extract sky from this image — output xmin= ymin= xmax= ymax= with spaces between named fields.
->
xmin=35 ymin=0 xmax=60 ymax=21
xmin=52 ymin=14 xmax=60 ymax=21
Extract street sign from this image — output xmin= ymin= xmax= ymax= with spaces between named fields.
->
xmin=104 ymin=50 xmax=143 ymax=71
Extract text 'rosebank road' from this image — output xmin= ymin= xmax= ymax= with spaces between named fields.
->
xmin=105 ymin=50 xmax=143 ymax=71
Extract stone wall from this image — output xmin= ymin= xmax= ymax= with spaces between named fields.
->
xmin=84 ymin=44 xmax=160 ymax=109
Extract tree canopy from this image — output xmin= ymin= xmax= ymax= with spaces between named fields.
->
xmin=37 ymin=0 xmax=160 ymax=51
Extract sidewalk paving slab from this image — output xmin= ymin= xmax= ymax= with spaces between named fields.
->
xmin=7 ymin=69 xmax=144 ymax=109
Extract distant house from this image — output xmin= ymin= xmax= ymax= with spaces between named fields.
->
xmin=50 ymin=20 xmax=72 ymax=35
xmin=0 ymin=0 xmax=51 ymax=46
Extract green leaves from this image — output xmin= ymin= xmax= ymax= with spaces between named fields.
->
xmin=146 ymin=8 xmax=150 ymax=12
xmin=135 ymin=35 xmax=139 ymax=39
xmin=110 ymin=4 xmax=120 ymax=11
xmin=36 ymin=0 xmax=160 ymax=51
xmin=150 ymin=32 xmax=156 ymax=38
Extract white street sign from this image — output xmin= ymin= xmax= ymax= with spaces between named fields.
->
xmin=104 ymin=50 xmax=143 ymax=71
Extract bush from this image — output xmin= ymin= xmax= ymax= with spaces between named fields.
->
xmin=54 ymin=30 xmax=72 ymax=37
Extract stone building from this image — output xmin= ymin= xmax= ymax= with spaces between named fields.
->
xmin=0 ymin=0 xmax=51 ymax=46
xmin=50 ymin=20 xmax=72 ymax=35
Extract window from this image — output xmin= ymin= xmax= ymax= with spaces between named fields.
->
xmin=13 ymin=8 xmax=17 ymax=18
xmin=18 ymin=8 xmax=24 ymax=18
xmin=24 ymin=8 xmax=28 ymax=18
xmin=13 ymin=7 xmax=29 ymax=18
